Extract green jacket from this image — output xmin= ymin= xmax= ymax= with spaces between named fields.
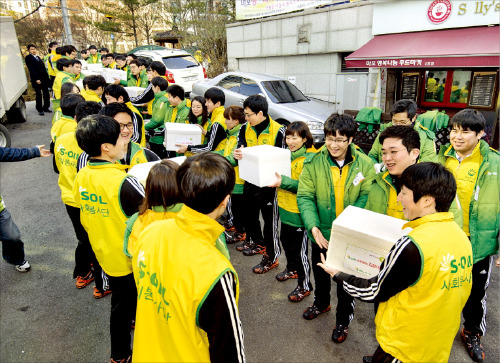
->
xmin=365 ymin=170 xmax=463 ymax=227
xmin=86 ymin=54 xmax=102 ymax=64
xmin=146 ymin=91 xmax=170 ymax=145
xmin=416 ymin=110 xmax=449 ymax=132
xmin=145 ymin=98 xmax=190 ymax=144
xmin=297 ymin=144 xmax=375 ymax=243
xmin=121 ymin=70 xmax=148 ymax=88
xmin=438 ymin=140 xmax=500 ymax=262
xmin=369 ymin=121 xmax=437 ymax=163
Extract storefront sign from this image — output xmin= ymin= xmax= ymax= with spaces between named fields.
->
xmin=348 ymin=56 xmax=499 ymax=69
xmin=235 ymin=0 xmax=333 ymax=20
xmin=401 ymin=72 xmax=420 ymax=100
xmin=373 ymin=0 xmax=499 ymax=35
xmin=469 ymin=72 xmax=497 ymax=107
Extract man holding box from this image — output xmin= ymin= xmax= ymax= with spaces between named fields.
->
xmin=297 ymin=114 xmax=375 ymax=342
xmin=233 ymin=95 xmax=286 ymax=274
xmin=318 ymin=162 xmax=473 ymax=363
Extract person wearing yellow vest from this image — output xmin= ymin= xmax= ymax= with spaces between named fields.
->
xmin=319 ymin=162 xmax=473 ymax=363
xmin=53 ymin=101 xmax=107 ymax=295
xmin=73 ymin=114 xmax=145 ymax=363
xmin=426 ymin=71 xmax=438 ymax=100
xmin=131 ymin=153 xmax=245 ymax=363
xmin=269 ymin=121 xmax=317 ymax=302
xmin=50 ymin=93 xmax=84 ymax=144
xmin=233 ymin=95 xmax=286 ymax=273
xmin=297 ymin=114 xmax=375 ymax=341
xmin=124 ymin=160 xmax=182 ymax=258
xmin=102 ymin=53 xmax=116 ymax=69
xmin=104 ymin=85 xmax=146 ymax=146
xmin=178 ymin=88 xmax=227 ymax=157
xmin=438 ymin=109 xmax=500 ymax=363
xmin=80 ymin=75 xmax=106 ymax=104
xmin=215 ymin=106 xmax=246 ymax=245
xmin=145 ymin=77 xmax=170 ymax=158
xmin=52 ymin=58 xmax=76 ymax=112
xmin=114 ymin=54 xmax=128 ymax=72
xmin=79 ymin=48 xmax=89 ymax=62
xmin=45 ymin=41 xmax=58 ymax=89
xmin=187 ymin=96 xmax=210 ymax=142
xmin=69 ymin=59 xmax=83 ymax=82
xmin=86 ymin=45 xmax=101 ymax=64
xmin=119 ymin=59 xmax=148 ymax=88
xmin=52 ymin=82 xmax=80 ymax=125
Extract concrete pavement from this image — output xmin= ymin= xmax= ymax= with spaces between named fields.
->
xmin=0 ymin=101 xmax=498 ymax=362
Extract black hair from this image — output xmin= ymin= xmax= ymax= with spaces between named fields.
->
xmin=56 ymin=58 xmax=71 ymax=71
xmin=176 ymin=152 xmax=235 ymax=214
xmin=27 ymin=44 xmax=36 ymax=50
xmin=129 ymin=59 xmax=142 ymax=68
xmin=115 ymin=54 xmax=126 ymax=61
xmin=103 ymin=84 xmax=130 ymax=103
xmin=167 ymin=84 xmax=185 ymax=100
xmin=60 ymin=93 xmax=85 ymax=118
xmin=450 ymin=108 xmax=485 ymax=134
xmin=188 ymin=96 xmax=208 ymax=126
xmin=400 ymin=162 xmax=456 ymax=213
xmin=100 ymin=47 xmax=109 ymax=52
xmin=205 ymin=87 xmax=225 ymax=108
xmin=223 ymin=105 xmax=245 ymax=124
xmin=61 ymin=45 xmax=76 ymax=56
xmin=75 ymin=115 xmax=120 ymax=157
xmin=324 ymin=113 xmax=357 ymax=139
xmin=243 ymin=94 xmax=267 ymax=117
xmin=151 ymin=76 xmax=169 ymax=91
xmin=75 ymin=101 xmax=102 ymax=122
xmin=48 ymin=41 xmax=58 ymax=50
xmin=285 ymin=121 xmax=314 ymax=148
xmin=61 ymin=82 xmax=80 ymax=99
xmin=103 ymin=53 xmax=114 ymax=59
xmin=391 ymin=99 xmax=418 ymax=120
xmin=88 ymin=45 xmax=97 ymax=50
xmin=55 ymin=47 xmax=62 ymax=55
xmin=428 ymin=72 xmax=434 ymax=78
xmin=148 ymin=61 xmax=166 ymax=76
xmin=379 ymin=125 xmax=420 ymax=153
xmin=99 ymin=102 xmax=134 ymax=120
xmin=70 ymin=59 xmax=82 ymax=66
xmin=126 ymin=54 xmax=137 ymax=60
xmin=140 ymin=58 xmax=151 ymax=68
xmin=80 ymin=49 xmax=89 ymax=54
xmin=84 ymin=75 xmax=107 ymax=91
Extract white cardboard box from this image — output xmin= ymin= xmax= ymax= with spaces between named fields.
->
xmin=326 ymin=206 xmax=412 ymax=278
xmin=128 ymin=157 xmax=186 ymax=186
xmin=84 ymin=63 xmax=103 ymax=73
xmin=102 ymin=68 xmax=127 ymax=83
xmin=164 ymin=123 xmax=202 ymax=151
xmin=239 ymin=145 xmax=291 ymax=187
xmin=124 ymin=86 xmax=145 ymax=98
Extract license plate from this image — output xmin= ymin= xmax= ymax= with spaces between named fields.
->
xmin=184 ymin=75 xmax=198 ymax=81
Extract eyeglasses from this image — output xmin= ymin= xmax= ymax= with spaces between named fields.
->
xmin=244 ymin=112 xmax=255 ymax=118
xmin=392 ymin=120 xmax=412 ymax=126
xmin=382 ymin=148 xmax=407 ymax=158
xmin=119 ymin=123 xmax=134 ymax=130
xmin=326 ymin=138 xmax=349 ymax=145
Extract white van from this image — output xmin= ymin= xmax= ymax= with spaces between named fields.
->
xmin=132 ymin=49 xmax=206 ymax=94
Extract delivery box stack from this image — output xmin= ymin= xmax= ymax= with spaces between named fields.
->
xmin=163 ymin=123 xmax=202 ymax=151
xmin=238 ymin=145 xmax=291 ymax=188
xmin=326 ymin=206 xmax=412 ymax=278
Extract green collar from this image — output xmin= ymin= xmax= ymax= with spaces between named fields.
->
xmin=291 ymin=145 xmax=307 ymax=160
xmin=227 ymin=123 xmax=242 ymax=137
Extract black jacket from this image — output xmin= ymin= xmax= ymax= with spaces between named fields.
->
xmin=25 ymin=54 xmax=50 ymax=85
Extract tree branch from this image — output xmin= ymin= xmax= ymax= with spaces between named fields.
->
xmin=14 ymin=0 xmax=44 ymax=23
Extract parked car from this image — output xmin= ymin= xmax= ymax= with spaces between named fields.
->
xmin=130 ymin=49 xmax=207 ymax=94
xmin=191 ymin=72 xmax=337 ymax=143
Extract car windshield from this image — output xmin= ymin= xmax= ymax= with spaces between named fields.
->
xmin=162 ymin=55 xmax=199 ymax=69
xmin=261 ymin=80 xmax=308 ymax=103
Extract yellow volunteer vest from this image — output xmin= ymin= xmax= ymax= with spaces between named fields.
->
xmin=73 ymin=162 xmax=133 ymax=276
xmin=211 ymin=106 xmax=227 ymax=128
xmin=132 ymin=205 xmax=239 ymax=362
xmin=127 ymin=142 xmax=150 ymax=169
xmin=277 ymin=153 xmax=307 ymax=214
xmin=444 ymin=143 xmax=482 ymax=235
xmin=382 ymin=171 xmax=404 ymax=219
xmin=245 ymin=117 xmax=282 ymax=147
xmin=126 ymin=102 xmax=146 ymax=147
xmin=375 ymin=212 xmax=473 ymax=362
xmin=223 ymin=132 xmax=244 ymax=187
xmin=55 ymin=132 xmax=82 ymax=207
xmin=53 ymin=71 xmax=75 ymax=99
xmin=51 ymin=108 xmax=62 ymax=125
xmin=331 ymin=164 xmax=350 ymax=218
xmin=80 ymin=89 xmax=102 ymax=103
xmin=46 ymin=51 xmax=57 ymax=77
xmin=51 ymin=116 xmax=76 ymax=142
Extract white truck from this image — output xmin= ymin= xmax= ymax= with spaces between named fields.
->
xmin=0 ymin=16 xmax=29 ymax=147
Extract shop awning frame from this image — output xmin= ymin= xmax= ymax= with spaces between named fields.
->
xmin=346 ymin=26 xmax=500 ymax=68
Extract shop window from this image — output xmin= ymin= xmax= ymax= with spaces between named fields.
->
xmin=450 ymin=70 xmax=472 ymax=104
xmin=424 ymin=70 xmax=447 ymax=102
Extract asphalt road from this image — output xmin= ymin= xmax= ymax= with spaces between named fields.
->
xmin=1 ymin=101 xmax=499 ymax=362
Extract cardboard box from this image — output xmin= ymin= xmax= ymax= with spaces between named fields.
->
xmin=102 ymin=68 xmax=127 ymax=83
xmin=239 ymin=145 xmax=291 ymax=188
xmin=124 ymin=87 xmax=145 ymax=98
xmin=84 ymin=63 xmax=103 ymax=73
xmin=326 ymin=206 xmax=412 ymax=278
xmin=164 ymin=123 xmax=202 ymax=151
xmin=128 ymin=157 xmax=187 ymax=186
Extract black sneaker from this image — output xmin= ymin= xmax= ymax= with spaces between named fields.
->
xmin=275 ymin=269 xmax=298 ymax=282
xmin=288 ymin=285 xmax=311 ymax=302
xmin=252 ymin=254 xmax=279 ymax=274
xmin=242 ymin=244 xmax=266 ymax=256
xmin=461 ymin=328 xmax=485 ymax=362
xmin=226 ymin=231 xmax=246 ymax=244
xmin=362 ymin=356 xmax=372 ymax=363
xmin=236 ymin=240 xmax=253 ymax=252
xmin=302 ymin=304 xmax=331 ymax=320
xmin=331 ymin=324 xmax=348 ymax=343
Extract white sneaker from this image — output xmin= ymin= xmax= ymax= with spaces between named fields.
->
xmin=15 ymin=260 xmax=31 ymax=272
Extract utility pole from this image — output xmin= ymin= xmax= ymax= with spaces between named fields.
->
xmin=60 ymin=0 xmax=73 ymax=44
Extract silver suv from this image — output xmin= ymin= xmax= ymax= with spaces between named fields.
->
xmin=132 ymin=49 xmax=206 ymax=94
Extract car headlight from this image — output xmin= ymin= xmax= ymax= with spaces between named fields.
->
xmin=305 ymin=121 xmax=323 ymax=131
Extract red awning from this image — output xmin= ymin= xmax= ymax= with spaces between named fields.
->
xmin=346 ymin=26 xmax=500 ymax=68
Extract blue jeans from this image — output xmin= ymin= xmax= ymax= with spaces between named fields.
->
xmin=0 ymin=208 xmax=25 ymax=265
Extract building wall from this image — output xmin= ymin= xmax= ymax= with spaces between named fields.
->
xmin=226 ymin=1 xmax=374 ymax=103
